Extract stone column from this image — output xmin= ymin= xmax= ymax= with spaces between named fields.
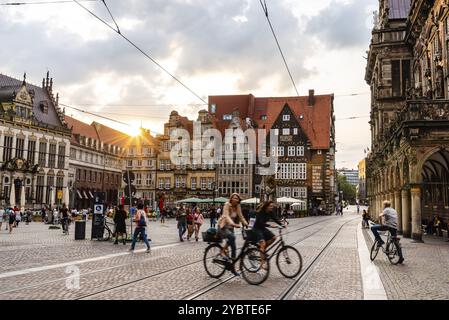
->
xmin=42 ymin=173 xmax=47 ymax=208
xmin=401 ymin=189 xmax=411 ymax=238
xmin=411 ymin=187 xmax=423 ymax=242
xmin=394 ymin=190 xmax=402 ymax=233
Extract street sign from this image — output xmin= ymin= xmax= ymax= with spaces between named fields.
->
xmin=94 ymin=204 xmax=103 ymax=214
xmin=57 ymin=190 xmax=63 ymax=200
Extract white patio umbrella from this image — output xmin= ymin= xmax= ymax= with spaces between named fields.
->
xmin=50 ymin=188 xmax=55 ymax=207
xmin=276 ymin=197 xmax=305 ymax=204
xmin=9 ymin=186 xmax=16 ymax=208
xmin=241 ymin=197 xmax=260 ymax=204
xmin=64 ymin=188 xmax=70 ymax=207
xmin=20 ymin=185 xmax=25 ymax=208
xmin=291 ymin=202 xmax=306 ymax=208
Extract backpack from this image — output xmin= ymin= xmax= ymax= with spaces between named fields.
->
xmin=137 ymin=211 xmax=147 ymax=227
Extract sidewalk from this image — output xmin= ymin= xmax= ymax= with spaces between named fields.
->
xmin=362 ymin=223 xmax=449 ymax=300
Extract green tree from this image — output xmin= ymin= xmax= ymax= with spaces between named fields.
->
xmin=337 ymin=173 xmax=356 ymax=202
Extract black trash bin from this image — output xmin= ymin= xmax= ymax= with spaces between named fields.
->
xmin=75 ymin=220 xmax=86 ymax=240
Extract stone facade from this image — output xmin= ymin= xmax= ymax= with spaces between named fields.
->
xmin=366 ymin=0 xmax=449 ymax=241
xmin=0 ymin=73 xmax=71 ymax=209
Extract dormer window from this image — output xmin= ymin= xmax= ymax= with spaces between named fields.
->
xmin=223 ymin=114 xmax=232 ymax=121
xmin=39 ymin=101 xmax=48 ymax=114
xmin=283 ymin=114 xmax=290 ymax=121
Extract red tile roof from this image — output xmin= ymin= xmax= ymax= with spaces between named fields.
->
xmin=64 ymin=115 xmax=99 ymax=145
xmin=208 ymin=93 xmax=334 ymax=149
xmin=92 ymin=121 xmax=131 ymax=148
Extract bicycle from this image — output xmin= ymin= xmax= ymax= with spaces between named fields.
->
xmin=99 ymin=218 xmax=114 ymax=241
xmin=370 ymin=229 xmax=404 ymax=265
xmin=256 ymin=226 xmax=302 ymax=279
xmin=203 ymin=228 xmax=268 ymax=285
xmin=203 ymin=226 xmax=303 ymax=285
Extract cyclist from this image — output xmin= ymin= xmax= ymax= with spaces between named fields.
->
xmin=253 ymin=201 xmax=286 ymax=269
xmin=371 ymin=200 xmax=398 ymax=247
xmin=217 ymin=193 xmax=248 ymax=275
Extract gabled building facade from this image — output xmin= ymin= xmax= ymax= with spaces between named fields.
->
xmin=0 ymin=72 xmax=71 ymax=209
xmin=209 ymin=91 xmax=336 ymax=213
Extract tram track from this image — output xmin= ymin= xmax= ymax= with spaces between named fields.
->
xmin=277 ymin=217 xmax=359 ymax=300
xmin=183 ymin=216 xmax=356 ymax=300
xmin=0 ymin=216 xmax=337 ymax=299
xmin=74 ymin=216 xmax=336 ymax=300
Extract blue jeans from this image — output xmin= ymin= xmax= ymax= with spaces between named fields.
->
xmin=218 ymin=227 xmax=236 ymax=259
xmin=178 ymin=222 xmax=187 ymax=240
xmin=210 ymin=218 xmax=216 ymax=228
xmin=131 ymin=227 xmax=150 ymax=250
xmin=371 ymin=225 xmax=397 ymax=243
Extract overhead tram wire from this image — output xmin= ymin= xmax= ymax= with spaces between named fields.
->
xmin=259 ymin=0 xmax=299 ymax=97
xmin=0 ymin=0 xmax=98 ymax=5
xmin=59 ymin=103 xmax=164 ymax=136
xmin=71 ymin=0 xmax=208 ymax=106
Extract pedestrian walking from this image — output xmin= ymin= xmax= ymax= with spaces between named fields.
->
xmin=60 ymin=203 xmax=70 ymax=235
xmin=193 ymin=207 xmax=205 ymax=242
xmin=129 ymin=203 xmax=151 ymax=253
xmin=41 ymin=207 xmax=47 ymax=223
xmin=0 ymin=207 xmax=4 ymax=231
xmin=8 ymin=208 xmax=15 ymax=233
xmin=15 ymin=207 xmax=22 ymax=228
xmin=210 ymin=207 xmax=217 ymax=228
xmin=186 ymin=208 xmax=195 ymax=241
xmin=4 ymin=209 xmax=9 ymax=230
xmin=114 ymin=205 xmax=128 ymax=245
xmin=176 ymin=206 xmax=187 ymax=242
xmin=362 ymin=209 xmax=370 ymax=229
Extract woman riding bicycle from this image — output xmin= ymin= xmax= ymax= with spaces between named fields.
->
xmin=254 ymin=201 xmax=286 ymax=268
xmin=217 ymin=193 xmax=248 ymax=275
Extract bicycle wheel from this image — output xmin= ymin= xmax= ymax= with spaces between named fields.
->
xmin=203 ymin=244 xmax=227 ymax=279
xmin=370 ymin=240 xmax=380 ymax=261
xmin=387 ymin=240 xmax=403 ymax=265
xmin=102 ymin=227 xmax=111 ymax=241
xmin=276 ymin=245 xmax=302 ymax=278
xmin=240 ymin=247 xmax=269 ymax=285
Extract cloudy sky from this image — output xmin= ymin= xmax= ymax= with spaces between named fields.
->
xmin=0 ymin=0 xmax=378 ymax=169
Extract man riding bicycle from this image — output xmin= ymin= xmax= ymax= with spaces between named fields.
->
xmin=371 ymin=200 xmax=397 ymax=247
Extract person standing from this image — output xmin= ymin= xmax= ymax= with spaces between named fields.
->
xmin=193 ymin=207 xmax=205 ymax=242
xmin=209 ymin=207 xmax=217 ymax=228
xmin=186 ymin=208 xmax=195 ymax=241
xmin=176 ymin=206 xmax=187 ymax=242
xmin=113 ymin=205 xmax=128 ymax=245
xmin=129 ymin=203 xmax=151 ymax=253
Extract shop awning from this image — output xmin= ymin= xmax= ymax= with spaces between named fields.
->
xmin=83 ymin=191 xmax=89 ymax=199
xmin=88 ymin=191 xmax=94 ymax=199
xmin=76 ymin=190 xmax=83 ymax=199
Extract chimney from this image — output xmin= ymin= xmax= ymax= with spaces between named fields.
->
xmin=308 ymin=89 xmax=315 ymax=106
